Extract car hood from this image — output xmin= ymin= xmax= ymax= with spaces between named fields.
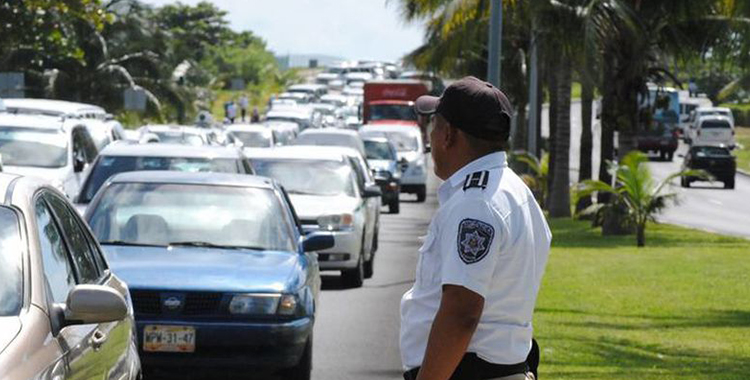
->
xmin=102 ymin=245 xmax=305 ymax=293
xmin=288 ymin=194 xmax=359 ymax=221
xmin=3 ymin=166 xmax=68 ymax=181
xmin=0 ymin=317 xmax=20 ymax=355
xmin=368 ymin=159 xmax=397 ymax=173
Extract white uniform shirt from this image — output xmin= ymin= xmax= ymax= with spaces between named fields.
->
xmin=399 ymin=152 xmax=552 ymax=370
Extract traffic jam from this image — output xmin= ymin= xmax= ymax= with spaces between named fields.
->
xmin=0 ymin=62 xmax=440 ymax=380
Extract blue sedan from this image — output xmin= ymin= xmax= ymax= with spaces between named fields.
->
xmin=85 ymin=171 xmax=333 ymax=380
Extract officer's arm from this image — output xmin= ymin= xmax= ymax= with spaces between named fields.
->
xmin=416 ymin=284 xmax=484 ymax=380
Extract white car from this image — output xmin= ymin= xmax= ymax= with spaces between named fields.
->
xmin=246 ymin=146 xmax=382 ymax=287
xmin=265 ymin=108 xmax=315 ymax=131
xmin=2 ymin=98 xmax=125 ymax=151
xmin=689 ymin=115 xmax=735 ymax=149
xmin=687 ymin=107 xmax=735 ymax=143
xmin=226 ymin=124 xmax=276 ymax=148
xmin=360 ymin=124 xmax=428 ymax=202
xmin=320 ymin=94 xmax=349 ymax=108
xmin=293 ymin=128 xmax=367 ymax=158
xmin=0 ymin=113 xmax=98 ymax=199
xmin=276 ymin=92 xmax=313 ymax=105
xmin=265 ymin=121 xmax=300 ymax=145
xmin=287 ymin=84 xmax=328 ymax=100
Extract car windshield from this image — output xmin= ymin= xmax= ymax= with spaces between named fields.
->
xmin=153 ymin=131 xmax=205 ymax=146
xmin=363 ymin=131 xmax=418 ymax=152
xmin=79 ymin=156 xmax=242 ymax=203
xmin=701 ymin=120 xmax=732 ymax=129
xmin=230 ymin=131 xmax=272 ymax=147
xmin=252 ymin=159 xmax=356 ymax=197
xmin=364 ymin=140 xmax=395 ymax=160
xmin=0 ymin=207 xmax=22 ymax=316
xmin=294 ymin=133 xmax=356 ymax=150
xmin=88 ymin=183 xmax=295 ymax=251
xmin=0 ymin=126 xmax=67 ymax=168
xmin=693 ymin=147 xmax=731 ymax=157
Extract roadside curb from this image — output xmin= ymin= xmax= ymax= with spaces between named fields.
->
xmin=738 ymin=169 xmax=750 ymax=178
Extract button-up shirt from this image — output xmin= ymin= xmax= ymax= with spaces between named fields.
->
xmin=399 ymin=151 xmax=552 ymax=370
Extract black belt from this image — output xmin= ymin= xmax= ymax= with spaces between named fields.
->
xmin=403 ymin=353 xmax=528 ymax=380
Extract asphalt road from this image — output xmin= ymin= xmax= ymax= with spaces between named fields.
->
xmin=541 ymin=102 xmax=750 ymax=239
xmin=312 ymin=168 xmax=441 ymax=380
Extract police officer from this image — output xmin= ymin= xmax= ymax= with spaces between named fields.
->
xmin=400 ymin=76 xmax=552 ymax=380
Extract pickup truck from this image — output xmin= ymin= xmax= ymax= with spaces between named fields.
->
xmin=637 ymin=121 xmax=679 ymax=161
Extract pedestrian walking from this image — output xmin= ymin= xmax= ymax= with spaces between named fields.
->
xmin=401 ymin=76 xmax=552 ymax=380
xmin=227 ymin=100 xmax=237 ymax=124
xmin=240 ymin=94 xmax=249 ymax=122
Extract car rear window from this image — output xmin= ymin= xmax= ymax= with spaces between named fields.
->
xmin=701 ymin=120 xmax=732 ymax=129
xmin=79 ymin=155 xmax=242 ymax=203
xmin=0 ymin=207 xmax=23 ymax=316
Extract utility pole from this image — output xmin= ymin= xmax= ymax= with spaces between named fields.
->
xmin=487 ymin=0 xmax=503 ymax=88
xmin=527 ymin=24 xmax=539 ymax=156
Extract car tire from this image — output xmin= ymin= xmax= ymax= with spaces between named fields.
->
xmin=389 ymin=199 xmax=400 ymax=214
xmin=666 ymin=151 xmax=674 ymax=161
xmin=681 ymin=177 xmax=688 ymax=188
xmin=416 ymin=185 xmax=427 ymax=203
xmin=364 ymin=254 xmax=374 ymax=279
xmin=659 ymin=150 xmax=666 ymax=161
xmin=725 ymin=178 xmax=735 ymax=190
xmin=342 ymin=252 xmax=364 ymax=288
xmin=281 ymin=337 xmax=312 ymax=380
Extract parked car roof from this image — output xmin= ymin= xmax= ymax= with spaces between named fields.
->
xmin=2 ymin=98 xmax=105 ymax=117
xmin=0 ymin=113 xmax=69 ymax=130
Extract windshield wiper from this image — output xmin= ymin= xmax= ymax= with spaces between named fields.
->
xmin=168 ymin=241 xmax=266 ymax=251
xmin=99 ymin=240 xmax=167 ymax=248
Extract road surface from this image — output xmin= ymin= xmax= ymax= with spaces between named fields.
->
xmin=541 ymin=101 xmax=750 ymax=239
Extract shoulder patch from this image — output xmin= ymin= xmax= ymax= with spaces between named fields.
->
xmin=463 ymin=170 xmax=490 ymax=191
xmin=457 ymin=218 xmax=495 ymax=264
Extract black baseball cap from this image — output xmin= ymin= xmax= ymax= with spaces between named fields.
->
xmin=415 ymin=76 xmax=512 ymax=141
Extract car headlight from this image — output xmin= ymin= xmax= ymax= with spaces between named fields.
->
xmin=317 ymin=213 xmax=354 ymax=231
xmin=228 ymin=294 xmax=298 ymax=316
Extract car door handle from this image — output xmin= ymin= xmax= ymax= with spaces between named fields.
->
xmin=90 ymin=329 xmax=108 ymax=351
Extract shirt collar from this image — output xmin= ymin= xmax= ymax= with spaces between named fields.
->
xmin=437 ymin=151 xmax=507 ymax=205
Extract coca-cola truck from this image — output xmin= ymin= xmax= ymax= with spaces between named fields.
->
xmin=363 ymin=80 xmax=429 ymax=125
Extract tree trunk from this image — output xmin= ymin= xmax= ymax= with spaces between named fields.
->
xmin=636 ymin=223 xmax=645 ymax=247
xmin=576 ymin=77 xmax=594 ymax=214
xmin=536 ymin=70 xmax=544 ymax=158
xmin=598 ymin=51 xmax=615 ymax=204
xmin=546 ymin=45 xmax=559 ymax=198
xmin=549 ymin=59 xmax=572 ymax=218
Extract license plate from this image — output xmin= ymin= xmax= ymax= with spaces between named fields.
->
xmin=143 ymin=325 xmax=196 ymax=353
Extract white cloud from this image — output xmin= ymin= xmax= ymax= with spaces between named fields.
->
xmin=141 ymin=0 xmax=425 ymax=61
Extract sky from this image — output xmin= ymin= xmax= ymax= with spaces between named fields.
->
xmin=141 ymin=0 xmax=426 ymax=62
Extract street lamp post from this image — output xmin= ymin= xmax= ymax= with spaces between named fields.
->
xmin=487 ymin=0 xmax=503 ymax=88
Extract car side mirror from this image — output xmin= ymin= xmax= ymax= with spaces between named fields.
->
xmin=424 ymin=145 xmax=431 ymax=154
xmin=363 ymin=184 xmax=382 ymax=198
xmin=73 ymin=157 xmax=86 ymax=173
xmin=303 ymin=232 xmax=335 ymax=252
xmin=63 ymin=285 xmax=128 ymax=326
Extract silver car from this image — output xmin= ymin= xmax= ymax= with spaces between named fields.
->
xmin=0 ymin=173 xmax=140 ymax=380
xmin=246 ymin=146 xmax=382 ymax=287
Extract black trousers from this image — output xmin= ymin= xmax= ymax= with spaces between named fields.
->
xmin=404 ymin=339 xmax=539 ymax=380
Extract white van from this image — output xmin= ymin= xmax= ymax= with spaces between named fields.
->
xmin=0 ymin=113 xmax=98 ymax=199
xmin=2 ymin=98 xmax=125 ymax=150
xmin=691 ymin=115 xmax=735 ymax=149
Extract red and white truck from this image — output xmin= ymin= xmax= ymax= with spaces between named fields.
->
xmin=362 ymin=80 xmax=429 ymax=125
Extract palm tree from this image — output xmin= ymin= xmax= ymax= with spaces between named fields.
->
xmin=576 ymin=151 xmax=704 ymax=247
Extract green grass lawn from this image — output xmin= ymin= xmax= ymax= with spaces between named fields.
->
xmin=735 ymin=126 xmax=750 ymax=173
xmin=535 ymin=219 xmax=750 ymax=380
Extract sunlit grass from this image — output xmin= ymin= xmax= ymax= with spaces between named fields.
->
xmin=535 ymin=219 xmax=750 ymax=380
